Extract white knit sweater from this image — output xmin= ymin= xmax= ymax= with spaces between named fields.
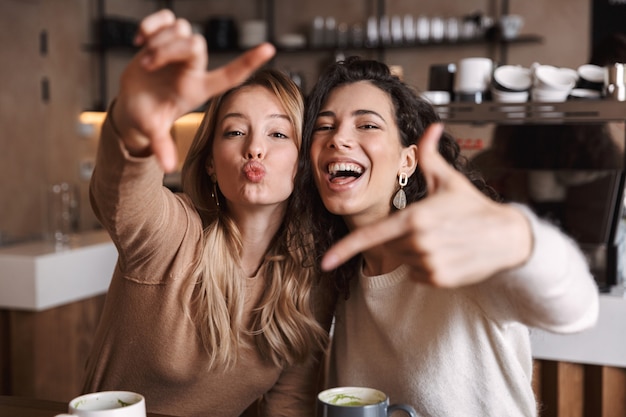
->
xmin=327 ymin=207 xmax=599 ymax=417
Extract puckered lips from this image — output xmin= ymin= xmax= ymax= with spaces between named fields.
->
xmin=327 ymin=161 xmax=364 ymax=185
xmin=243 ymin=160 xmax=266 ymax=183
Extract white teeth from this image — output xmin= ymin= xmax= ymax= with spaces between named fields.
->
xmin=328 ymin=162 xmax=363 ymax=175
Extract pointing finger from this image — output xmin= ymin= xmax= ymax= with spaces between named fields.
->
xmin=321 ymin=212 xmax=411 ymax=271
xmin=203 ymin=42 xmax=276 ymax=98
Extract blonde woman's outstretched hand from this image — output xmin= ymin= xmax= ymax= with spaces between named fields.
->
xmin=111 ymin=9 xmax=276 ymax=172
xmin=321 ymin=123 xmax=534 ymax=288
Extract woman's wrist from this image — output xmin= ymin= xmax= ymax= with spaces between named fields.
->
xmin=505 ymin=204 xmax=534 ymax=269
xmin=107 ymin=98 xmax=124 ymax=138
xmin=108 ymin=98 xmax=153 ymax=157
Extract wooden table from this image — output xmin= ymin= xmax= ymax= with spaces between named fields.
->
xmin=0 ymin=396 xmax=173 ymax=417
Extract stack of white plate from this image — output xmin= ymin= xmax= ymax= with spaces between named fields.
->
xmin=531 ymin=65 xmax=577 ymax=102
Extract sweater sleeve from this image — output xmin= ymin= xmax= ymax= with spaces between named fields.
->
xmin=90 ymin=114 xmax=200 ymax=281
xmin=484 ymin=204 xmax=599 ymax=334
xmin=260 ymin=356 xmax=322 ymax=417
xmin=260 ymin=282 xmax=336 ymax=417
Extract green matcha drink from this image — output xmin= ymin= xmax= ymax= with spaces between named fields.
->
xmin=319 ymin=387 xmax=386 ymax=406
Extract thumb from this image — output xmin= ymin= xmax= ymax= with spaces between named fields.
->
xmin=417 ymin=123 xmax=454 ymax=195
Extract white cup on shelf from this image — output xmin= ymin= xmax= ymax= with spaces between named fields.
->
xmin=499 ymin=14 xmax=524 ymax=39
xmin=239 ymin=19 xmax=267 ymax=49
xmin=454 ymin=57 xmax=493 ymax=94
xmin=415 ymin=15 xmax=430 ymax=43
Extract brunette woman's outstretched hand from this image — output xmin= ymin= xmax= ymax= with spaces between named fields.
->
xmin=110 ymin=9 xmax=275 ymax=172
xmin=321 ymin=123 xmax=534 ymax=287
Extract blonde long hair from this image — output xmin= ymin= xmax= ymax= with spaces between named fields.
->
xmin=181 ymin=68 xmax=328 ymax=370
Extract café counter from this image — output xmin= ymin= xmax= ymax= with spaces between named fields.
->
xmin=0 ymin=230 xmax=116 ymax=401
xmin=0 ymin=230 xmax=116 ymax=311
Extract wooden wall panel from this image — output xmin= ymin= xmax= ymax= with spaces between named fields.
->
xmin=584 ymin=365 xmax=626 ymax=417
xmin=0 ymin=311 xmax=9 ymax=394
xmin=534 ymin=360 xmax=626 ymax=417
xmin=7 ymin=295 xmax=106 ymax=402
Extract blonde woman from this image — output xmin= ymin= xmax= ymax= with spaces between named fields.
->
xmin=83 ymin=10 xmax=334 ymax=417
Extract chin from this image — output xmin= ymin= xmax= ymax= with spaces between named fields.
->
xmin=321 ymin=199 xmax=355 ymax=217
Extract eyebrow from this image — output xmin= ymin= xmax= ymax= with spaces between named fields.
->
xmin=221 ymin=112 xmax=290 ymax=122
xmin=317 ymin=109 xmax=386 ymax=121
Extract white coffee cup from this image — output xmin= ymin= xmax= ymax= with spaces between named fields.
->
xmin=454 ymin=57 xmax=493 ymax=94
xmin=499 ymin=14 xmax=524 ymax=39
xmin=239 ymin=20 xmax=267 ymax=49
xmin=55 ymin=391 xmax=146 ymax=417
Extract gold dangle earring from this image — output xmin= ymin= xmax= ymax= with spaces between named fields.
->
xmin=210 ymin=174 xmax=220 ymax=207
xmin=393 ymin=172 xmax=408 ymax=210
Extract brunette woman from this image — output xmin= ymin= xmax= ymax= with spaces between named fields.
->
xmin=301 ymin=57 xmax=598 ymax=417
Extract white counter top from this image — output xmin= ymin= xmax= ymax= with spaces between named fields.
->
xmin=530 ymin=292 xmax=626 ymax=368
xmin=0 ymin=230 xmax=117 ymax=311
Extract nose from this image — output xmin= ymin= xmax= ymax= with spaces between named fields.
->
xmin=245 ymin=132 xmax=265 ymax=159
xmin=327 ymin=125 xmax=352 ymax=150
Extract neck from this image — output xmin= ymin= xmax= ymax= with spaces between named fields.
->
xmin=344 ymin=213 xmax=402 ymax=276
xmin=231 ymin=204 xmax=286 ymax=277
xmin=361 ymin=249 xmax=403 ymax=277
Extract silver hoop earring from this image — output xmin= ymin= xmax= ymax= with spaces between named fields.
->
xmin=393 ymin=172 xmax=408 ymax=210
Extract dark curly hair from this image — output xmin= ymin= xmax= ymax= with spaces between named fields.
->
xmin=297 ymin=56 xmax=499 ymax=296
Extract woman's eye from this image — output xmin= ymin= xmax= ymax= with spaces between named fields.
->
xmin=271 ymin=131 xmax=289 ymax=139
xmin=224 ymin=130 xmax=244 ymax=137
xmin=314 ymin=124 xmax=333 ymax=132
xmin=360 ymin=123 xmax=379 ymax=130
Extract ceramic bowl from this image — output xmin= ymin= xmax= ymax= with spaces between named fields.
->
xmin=576 ymin=64 xmax=606 ymax=90
xmin=492 ymin=65 xmax=532 ymax=92
xmin=533 ymin=65 xmax=577 ymax=91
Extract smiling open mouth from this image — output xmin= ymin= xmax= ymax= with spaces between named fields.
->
xmin=328 ymin=162 xmax=363 ymax=181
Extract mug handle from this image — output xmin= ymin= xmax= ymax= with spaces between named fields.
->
xmin=388 ymin=404 xmax=418 ymax=417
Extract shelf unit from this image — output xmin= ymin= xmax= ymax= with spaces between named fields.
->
xmin=435 ymin=100 xmax=626 ymax=124
xmin=88 ymin=0 xmax=543 ymax=110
